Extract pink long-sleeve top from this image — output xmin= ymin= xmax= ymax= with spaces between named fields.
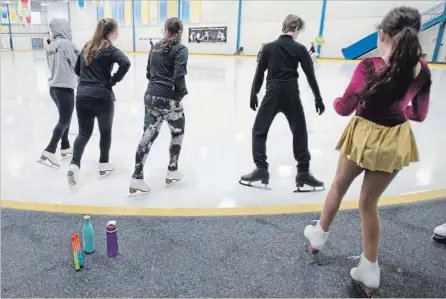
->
xmin=334 ymin=57 xmax=431 ymax=127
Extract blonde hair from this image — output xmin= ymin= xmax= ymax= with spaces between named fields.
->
xmin=83 ymin=18 xmax=118 ymax=65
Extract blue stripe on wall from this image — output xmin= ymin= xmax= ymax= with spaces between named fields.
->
xmin=118 ymin=0 xmax=125 ymax=24
xmin=134 ymin=0 xmax=141 ymax=25
xmin=97 ymin=5 xmax=105 ymax=20
xmin=159 ymin=0 xmax=167 ymax=23
xmin=111 ymin=0 xmax=118 ymax=20
xmin=181 ymin=0 xmax=190 ymax=23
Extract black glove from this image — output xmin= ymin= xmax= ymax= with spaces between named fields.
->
xmin=315 ymin=99 xmax=325 ymax=115
xmin=250 ymin=94 xmax=258 ymax=111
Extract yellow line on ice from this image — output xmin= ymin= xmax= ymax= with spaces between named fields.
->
xmin=1 ymin=189 xmax=445 ymax=217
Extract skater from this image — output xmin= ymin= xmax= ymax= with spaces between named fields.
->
xmin=308 ymin=42 xmax=318 ymax=63
xmin=67 ymin=18 xmax=131 ymax=187
xmin=240 ymin=14 xmax=325 ymax=191
xmin=303 ymin=7 xmax=431 ymax=296
xmin=433 ymin=222 xmax=446 ymax=243
xmin=38 ymin=18 xmax=79 ymax=168
xmin=128 ymin=17 xmax=188 ymax=196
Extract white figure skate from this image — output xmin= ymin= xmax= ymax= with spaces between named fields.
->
xmin=349 ymin=253 xmax=380 ymax=297
xmin=67 ymin=164 xmax=80 ymax=188
xmin=165 ymin=170 xmax=183 ymax=186
xmin=98 ymin=162 xmax=115 ymax=178
xmin=61 ymin=148 xmax=73 ymax=160
xmin=37 ymin=151 xmax=60 ymax=168
xmin=304 ymin=220 xmax=329 ymax=254
xmin=128 ymin=178 xmax=151 ymax=197
xmin=433 ymin=222 xmax=446 ymax=243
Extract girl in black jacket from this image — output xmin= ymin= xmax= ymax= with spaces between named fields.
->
xmin=67 ymin=18 xmax=131 ymax=187
xmin=129 ymin=17 xmax=188 ymax=196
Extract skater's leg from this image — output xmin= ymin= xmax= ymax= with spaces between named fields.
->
xmin=358 ymin=169 xmax=398 ymax=262
xmin=166 ymin=101 xmax=185 ymax=171
xmin=44 ymin=87 xmax=75 ymax=153
xmin=96 ymin=100 xmax=115 ymax=164
xmin=252 ymin=89 xmax=279 ymax=169
xmin=60 ymin=89 xmax=75 ymax=151
xmin=70 ymin=100 xmax=95 ymax=168
xmin=319 ymin=155 xmax=364 ymax=231
xmin=132 ymin=95 xmax=164 ymax=179
xmin=281 ymin=87 xmax=311 ymax=172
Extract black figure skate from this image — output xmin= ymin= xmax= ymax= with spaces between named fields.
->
xmin=239 ymin=168 xmax=270 ymax=190
xmin=294 ymin=171 xmax=325 ymax=192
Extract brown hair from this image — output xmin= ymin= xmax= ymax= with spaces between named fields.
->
xmin=159 ymin=17 xmax=183 ymax=52
xmin=282 ymin=14 xmax=305 ymax=34
xmin=83 ymin=18 xmax=118 ymax=65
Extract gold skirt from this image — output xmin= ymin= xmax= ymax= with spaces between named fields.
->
xmin=336 ymin=117 xmax=419 ymax=173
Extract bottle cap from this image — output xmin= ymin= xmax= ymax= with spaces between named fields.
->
xmin=83 ymin=215 xmax=91 ymax=220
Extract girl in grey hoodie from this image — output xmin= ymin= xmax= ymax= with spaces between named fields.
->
xmin=38 ymin=18 xmax=79 ymax=168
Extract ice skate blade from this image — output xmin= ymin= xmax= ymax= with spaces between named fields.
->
xmin=432 ymin=234 xmax=446 ymax=243
xmin=127 ymin=188 xmax=150 ymax=198
xmin=61 ymin=153 xmax=72 ymax=160
xmin=294 ymin=184 xmax=325 ymax=193
xmin=98 ymin=170 xmax=114 ymax=179
xmin=239 ymin=180 xmax=271 ymax=190
xmin=165 ymin=178 xmax=181 ymax=187
xmin=304 ymin=244 xmax=321 ymax=265
xmin=37 ymin=158 xmax=60 ymax=169
xmin=352 ymin=279 xmax=378 ymax=298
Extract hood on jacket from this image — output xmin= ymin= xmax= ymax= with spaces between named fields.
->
xmin=49 ymin=18 xmax=72 ymax=40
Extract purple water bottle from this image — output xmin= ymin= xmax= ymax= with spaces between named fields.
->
xmin=106 ymin=220 xmax=118 ymax=257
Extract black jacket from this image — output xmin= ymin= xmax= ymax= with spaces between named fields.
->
xmin=146 ymin=42 xmax=188 ymax=101
xmin=251 ymin=35 xmax=322 ymax=102
xmin=75 ymin=44 xmax=131 ymax=101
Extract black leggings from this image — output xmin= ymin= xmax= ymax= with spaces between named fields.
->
xmin=71 ymin=97 xmax=114 ymax=168
xmin=45 ymin=87 xmax=74 ymax=153
xmin=252 ymin=85 xmax=311 ymax=171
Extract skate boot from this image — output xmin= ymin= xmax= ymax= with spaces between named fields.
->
xmin=239 ymin=168 xmax=270 ymax=190
xmin=295 ymin=170 xmax=325 ymax=192
xmin=61 ymin=148 xmax=73 ymax=160
xmin=304 ymin=220 xmax=329 ymax=254
xmin=98 ymin=162 xmax=115 ymax=178
xmin=67 ymin=164 xmax=80 ymax=188
xmin=166 ymin=170 xmax=183 ymax=186
xmin=350 ymin=253 xmax=380 ymax=297
xmin=128 ymin=178 xmax=151 ymax=197
xmin=37 ymin=151 xmax=60 ymax=168
xmin=433 ymin=222 xmax=446 ymax=243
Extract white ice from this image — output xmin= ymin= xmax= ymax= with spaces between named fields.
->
xmin=1 ymin=52 xmax=445 ymax=209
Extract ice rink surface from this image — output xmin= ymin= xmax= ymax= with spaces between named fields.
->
xmin=1 ymin=52 xmax=445 ymax=209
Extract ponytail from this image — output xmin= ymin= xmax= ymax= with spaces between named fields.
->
xmin=83 ymin=18 xmax=118 ymax=65
xmin=159 ymin=17 xmax=183 ymax=52
xmin=360 ymin=27 xmax=422 ymax=107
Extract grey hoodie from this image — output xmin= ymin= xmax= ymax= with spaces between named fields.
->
xmin=46 ymin=18 xmax=79 ymax=89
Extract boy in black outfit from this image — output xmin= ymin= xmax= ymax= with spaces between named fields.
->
xmin=240 ymin=14 xmax=325 ymax=192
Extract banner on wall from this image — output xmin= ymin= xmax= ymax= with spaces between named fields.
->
xmin=188 ymin=26 xmax=227 ymax=43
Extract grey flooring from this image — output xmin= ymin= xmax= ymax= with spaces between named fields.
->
xmin=1 ymin=199 xmax=446 ymax=298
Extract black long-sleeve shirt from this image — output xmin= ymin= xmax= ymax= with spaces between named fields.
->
xmin=251 ymin=35 xmax=322 ymax=102
xmin=75 ymin=44 xmax=131 ymax=101
xmin=146 ymin=42 xmax=188 ymax=101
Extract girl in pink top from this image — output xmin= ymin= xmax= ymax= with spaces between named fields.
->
xmin=303 ymin=6 xmax=431 ymax=296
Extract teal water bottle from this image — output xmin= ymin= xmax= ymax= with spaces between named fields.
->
xmin=82 ymin=215 xmax=95 ymax=254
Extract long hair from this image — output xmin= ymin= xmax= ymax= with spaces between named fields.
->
xmin=159 ymin=17 xmax=183 ymax=52
xmin=360 ymin=7 xmax=422 ymax=107
xmin=83 ymin=18 xmax=118 ymax=65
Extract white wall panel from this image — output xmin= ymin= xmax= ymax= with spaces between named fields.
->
xmin=240 ymin=0 xmax=322 ymax=55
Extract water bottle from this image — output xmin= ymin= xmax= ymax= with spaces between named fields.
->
xmin=82 ymin=215 xmax=95 ymax=254
xmin=106 ymin=220 xmax=118 ymax=257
